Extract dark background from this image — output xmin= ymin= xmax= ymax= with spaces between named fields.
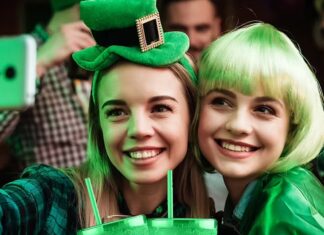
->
xmin=1 ymin=0 xmax=323 ymax=89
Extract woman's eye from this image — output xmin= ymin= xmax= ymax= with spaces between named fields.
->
xmin=211 ymin=97 xmax=231 ymax=107
xmin=152 ymin=104 xmax=172 ymax=113
xmin=255 ymin=105 xmax=276 ymax=115
xmin=105 ymin=108 xmax=127 ymax=118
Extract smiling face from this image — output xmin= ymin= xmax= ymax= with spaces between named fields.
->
xmin=198 ymin=87 xmax=290 ymax=182
xmin=97 ymin=62 xmax=190 ymax=185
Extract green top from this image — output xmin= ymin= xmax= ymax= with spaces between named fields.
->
xmin=223 ymin=167 xmax=324 ymax=235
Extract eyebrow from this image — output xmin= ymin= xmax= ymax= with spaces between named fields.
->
xmin=101 ymin=96 xmax=178 ymax=109
xmin=101 ymin=100 xmax=126 ymax=109
xmin=149 ymin=96 xmax=178 ymax=103
xmin=195 ymin=24 xmax=212 ymax=29
xmin=206 ymin=88 xmax=236 ymax=98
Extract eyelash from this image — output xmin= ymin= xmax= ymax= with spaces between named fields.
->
xmin=104 ymin=104 xmax=173 ymax=120
xmin=254 ymin=105 xmax=276 ymax=115
xmin=105 ymin=108 xmax=127 ymax=118
xmin=210 ymin=97 xmax=277 ymax=116
xmin=152 ymin=104 xmax=173 ymax=113
xmin=210 ymin=97 xmax=232 ymax=108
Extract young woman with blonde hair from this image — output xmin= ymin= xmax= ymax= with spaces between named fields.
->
xmin=195 ymin=22 xmax=324 ymax=234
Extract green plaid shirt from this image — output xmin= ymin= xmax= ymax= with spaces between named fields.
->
xmin=0 ymin=165 xmax=78 ymax=234
xmin=0 ymin=165 xmax=195 ymax=234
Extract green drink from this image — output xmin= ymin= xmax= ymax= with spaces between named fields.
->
xmin=148 ymin=218 xmax=217 ymax=235
xmin=77 ymin=215 xmax=149 ymax=235
xmin=80 ymin=178 xmax=149 ymax=235
xmin=147 ymin=170 xmax=218 ymax=234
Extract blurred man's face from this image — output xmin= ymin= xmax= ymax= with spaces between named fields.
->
xmin=165 ymin=0 xmax=221 ymax=60
xmin=314 ymin=9 xmax=324 ymax=50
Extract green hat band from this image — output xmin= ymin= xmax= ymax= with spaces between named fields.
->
xmin=91 ymin=12 xmax=164 ymax=52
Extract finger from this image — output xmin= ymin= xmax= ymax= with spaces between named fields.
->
xmin=68 ymin=30 xmax=96 ymax=48
xmin=69 ymin=21 xmax=93 ymax=34
xmin=75 ymin=38 xmax=96 ymax=50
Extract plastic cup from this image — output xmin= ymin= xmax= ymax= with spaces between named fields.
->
xmin=77 ymin=215 xmax=149 ymax=235
xmin=148 ymin=218 xmax=218 ymax=235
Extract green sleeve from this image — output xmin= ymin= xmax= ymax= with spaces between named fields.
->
xmin=248 ymin=171 xmax=324 ymax=235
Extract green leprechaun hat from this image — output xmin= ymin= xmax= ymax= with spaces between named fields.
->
xmin=72 ymin=0 xmax=196 ymax=85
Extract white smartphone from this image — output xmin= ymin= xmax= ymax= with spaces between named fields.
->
xmin=0 ymin=35 xmax=36 ymax=110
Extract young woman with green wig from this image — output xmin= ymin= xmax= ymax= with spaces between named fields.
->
xmin=0 ymin=0 xmax=213 ymax=233
xmin=194 ymin=22 xmax=324 ymax=234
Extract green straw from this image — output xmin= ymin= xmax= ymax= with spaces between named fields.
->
xmin=167 ymin=170 xmax=173 ymax=219
xmin=85 ymin=177 xmax=102 ymax=225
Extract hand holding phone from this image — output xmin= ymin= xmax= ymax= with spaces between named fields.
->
xmin=0 ymin=35 xmax=36 ymax=110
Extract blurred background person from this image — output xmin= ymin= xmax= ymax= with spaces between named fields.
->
xmin=159 ymin=0 xmax=223 ymax=60
xmin=0 ymin=0 xmax=95 ymax=186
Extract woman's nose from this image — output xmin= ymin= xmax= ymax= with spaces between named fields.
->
xmin=127 ymin=112 xmax=154 ymax=139
xmin=225 ymin=110 xmax=253 ymax=136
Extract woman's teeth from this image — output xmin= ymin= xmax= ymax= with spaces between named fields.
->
xmin=221 ymin=142 xmax=252 ymax=152
xmin=128 ymin=150 xmax=161 ymax=159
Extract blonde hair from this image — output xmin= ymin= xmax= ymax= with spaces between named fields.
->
xmin=193 ymin=22 xmax=324 ymax=173
xmin=66 ymin=60 xmax=211 ymax=227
